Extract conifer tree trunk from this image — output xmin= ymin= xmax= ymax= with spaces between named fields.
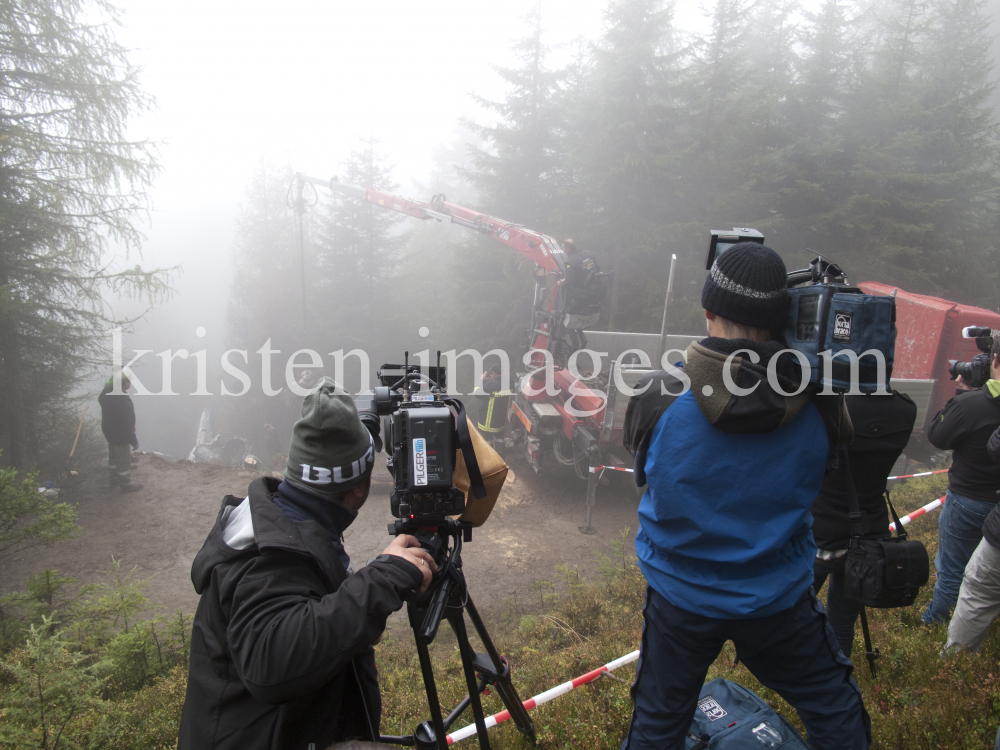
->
xmin=0 ymin=323 xmax=29 ymax=468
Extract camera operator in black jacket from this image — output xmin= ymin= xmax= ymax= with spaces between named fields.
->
xmin=812 ymin=391 xmax=917 ymax=656
xmin=922 ymin=341 xmax=1000 ymax=624
xmin=178 ymin=378 xmax=436 ymax=750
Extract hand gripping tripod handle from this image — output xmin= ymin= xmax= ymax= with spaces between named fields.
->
xmin=419 ymin=575 xmax=451 ymax=643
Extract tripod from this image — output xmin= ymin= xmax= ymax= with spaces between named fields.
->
xmin=379 ymin=519 xmax=535 ymax=750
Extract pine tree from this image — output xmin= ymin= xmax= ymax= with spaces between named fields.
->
xmin=464 ymin=6 xmax=565 ymax=228
xmin=458 ymin=8 xmax=564 ymax=357
xmin=316 ymin=138 xmax=405 ymax=341
xmin=791 ymin=0 xmax=1000 ymax=300
xmin=571 ymin=0 xmax=685 ymax=332
xmin=0 ymin=0 xmax=171 ymax=468
xmin=224 ymin=163 xmax=309 ymax=451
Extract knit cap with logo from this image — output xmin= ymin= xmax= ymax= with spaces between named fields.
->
xmin=284 ymin=376 xmax=375 ymax=496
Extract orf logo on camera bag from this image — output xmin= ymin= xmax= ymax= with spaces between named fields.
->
xmin=833 ymin=311 xmax=853 ymax=343
xmin=685 ymin=679 xmax=808 ymax=749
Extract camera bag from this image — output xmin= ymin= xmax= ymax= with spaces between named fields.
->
xmin=451 ymin=413 xmax=508 ymax=527
xmin=843 ymin=467 xmax=929 ymax=609
xmin=684 ymin=678 xmax=808 ymax=749
xmin=784 ymin=285 xmax=896 ymax=392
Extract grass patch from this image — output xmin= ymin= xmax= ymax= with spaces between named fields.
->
xmin=378 ymin=473 xmax=1000 ymax=749
xmin=3 ymin=473 xmax=998 ymax=748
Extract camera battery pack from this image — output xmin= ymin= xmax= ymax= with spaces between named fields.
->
xmin=403 ymin=406 xmax=453 ymax=491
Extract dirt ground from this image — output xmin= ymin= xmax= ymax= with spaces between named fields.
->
xmin=1 ymin=452 xmax=643 ymax=619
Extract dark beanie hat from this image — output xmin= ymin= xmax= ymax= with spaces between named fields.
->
xmin=285 ymin=377 xmax=374 ymax=496
xmin=701 ymin=242 xmax=788 ymax=331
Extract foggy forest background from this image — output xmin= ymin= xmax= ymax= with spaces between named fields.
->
xmin=4 ymin=0 xmax=1000 ymax=468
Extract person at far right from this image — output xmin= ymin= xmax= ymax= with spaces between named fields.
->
xmin=620 ymin=242 xmax=870 ymax=750
xmin=942 ymin=418 xmax=1000 ymax=653
xmin=922 ymin=335 xmax=1000 ymax=625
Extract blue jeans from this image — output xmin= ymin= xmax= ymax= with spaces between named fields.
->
xmin=621 ymin=587 xmax=871 ymax=750
xmin=923 ymin=491 xmax=996 ymax=624
xmin=814 ymin=560 xmax=861 ymax=658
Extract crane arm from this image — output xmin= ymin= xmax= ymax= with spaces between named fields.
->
xmin=295 ymin=173 xmax=564 ymax=275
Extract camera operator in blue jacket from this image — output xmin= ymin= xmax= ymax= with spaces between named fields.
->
xmin=620 ymin=243 xmax=870 ymax=750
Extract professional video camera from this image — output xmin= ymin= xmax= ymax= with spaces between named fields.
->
xmin=707 ymin=228 xmax=897 ymax=393
xmin=949 ymin=326 xmax=997 ymax=389
xmin=352 ymin=352 xmax=534 ymax=750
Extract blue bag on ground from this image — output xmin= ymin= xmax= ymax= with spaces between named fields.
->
xmin=685 ymin=678 xmax=808 ymax=749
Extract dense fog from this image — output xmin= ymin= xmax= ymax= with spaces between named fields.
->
xmin=6 ymin=0 xmax=1000 ymax=468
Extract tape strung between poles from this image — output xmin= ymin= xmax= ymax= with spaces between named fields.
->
xmin=445 ymin=651 xmax=640 ymax=745
xmin=889 ymin=495 xmax=946 ymax=532
xmin=588 ymin=467 xmax=946 ymax=482
xmin=886 ymin=469 xmax=947 ymax=482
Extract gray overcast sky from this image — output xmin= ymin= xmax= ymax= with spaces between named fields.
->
xmin=110 ymin=0 xmax=708 ymax=330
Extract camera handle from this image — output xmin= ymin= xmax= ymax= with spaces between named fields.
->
xmin=378 ymin=522 xmax=535 ymax=750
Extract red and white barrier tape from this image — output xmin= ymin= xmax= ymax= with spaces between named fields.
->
xmin=587 ymin=467 xmax=944 ymax=480
xmin=446 ymin=650 xmax=640 ymax=745
xmin=889 ymin=495 xmax=947 ymax=531
xmin=886 ymin=469 xmax=948 ymax=482
xmin=589 ymin=465 xmax=633 ymax=474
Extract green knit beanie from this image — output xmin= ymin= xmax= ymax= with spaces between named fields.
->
xmin=284 ymin=377 xmax=374 ymax=495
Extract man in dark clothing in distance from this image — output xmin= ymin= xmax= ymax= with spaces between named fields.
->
xmin=97 ymin=373 xmax=142 ymax=492
xmin=812 ymin=391 xmax=917 ymax=656
xmin=178 ymin=377 xmax=436 ymax=750
xmin=562 ymin=238 xmax=600 ymax=289
xmin=922 ymin=339 xmax=1000 ymax=624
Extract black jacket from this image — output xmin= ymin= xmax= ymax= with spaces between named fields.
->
xmin=928 ymin=386 xmax=1000 ymax=504
xmin=97 ymin=380 xmax=137 ymax=446
xmin=811 ymin=392 xmax=917 ymax=551
xmin=177 ymin=477 xmax=422 ymax=750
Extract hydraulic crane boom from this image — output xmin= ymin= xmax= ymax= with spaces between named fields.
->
xmin=294 ymin=172 xmax=595 ymax=363
xmin=295 ymin=173 xmax=565 ymax=275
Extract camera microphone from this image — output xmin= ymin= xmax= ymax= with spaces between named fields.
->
xmin=962 ymin=326 xmax=995 ymax=339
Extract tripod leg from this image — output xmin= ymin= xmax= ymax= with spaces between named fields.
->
xmin=414 ymin=635 xmax=449 ymax=750
xmin=464 ymin=597 xmax=536 ymax=740
xmin=858 ymin=607 xmax=879 ymax=679
xmin=449 ymin=611 xmax=492 ymax=750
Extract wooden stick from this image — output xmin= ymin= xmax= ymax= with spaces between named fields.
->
xmin=69 ymin=405 xmax=88 ymax=459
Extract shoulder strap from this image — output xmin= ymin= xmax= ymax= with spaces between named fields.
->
xmin=885 ymin=488 xmax=907 ymax=540
xmin=844 ymin=450 xmax=865 ymax=541
xmin=446 ymin=398 xmax=487 ymax=500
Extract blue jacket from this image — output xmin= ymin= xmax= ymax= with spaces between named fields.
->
xmin=624 ymin=338 xmax=846 ymax=619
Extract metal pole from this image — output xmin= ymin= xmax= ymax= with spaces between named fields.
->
xmin=656 ymin=254 xmax=678 ymax=366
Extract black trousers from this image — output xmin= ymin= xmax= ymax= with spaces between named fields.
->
xmin=620 ymin=587 xmax=871 ymax=750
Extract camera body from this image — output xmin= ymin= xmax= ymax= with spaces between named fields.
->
xmin=948 ymin=326 xmax=996 ymax=389
xmin=707 ymin=229 xmax=896 ymax=392
xmin=357 ymin=361 xmax=466 ymax=528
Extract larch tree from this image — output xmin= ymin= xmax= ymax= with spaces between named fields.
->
xmin=0 ymin=0 xmax=170 ymax=468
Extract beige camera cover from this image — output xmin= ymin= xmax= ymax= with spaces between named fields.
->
xmin=452 ymin=417 xmax=507 ymax=527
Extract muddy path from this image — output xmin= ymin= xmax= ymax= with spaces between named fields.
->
xmin=1 ymin=453 xmax=643 ymax=618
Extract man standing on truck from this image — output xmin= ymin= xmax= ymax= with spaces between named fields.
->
xmin=620 ymin=242 xmax=869 ymax=749
xmin=922 ymin=337 xmax=1000 ymax=624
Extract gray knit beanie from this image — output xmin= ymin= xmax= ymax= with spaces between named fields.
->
xmin=701 ymin=242 xmax=788 ymax=332
xmin=284 ymin=377 xmax=374 ymax=495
